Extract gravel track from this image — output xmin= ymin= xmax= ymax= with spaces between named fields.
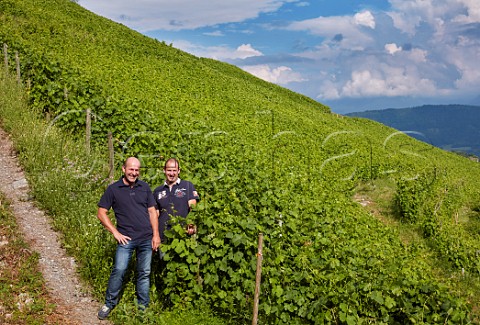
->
xmin=0 ymin=128 xmax=110 ymax=325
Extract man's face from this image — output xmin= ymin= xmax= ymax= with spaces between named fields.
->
xmin=164 ymin=161 xmax=180 ymax=185
xmin=122 ymin=158 xmax=141 ymax=185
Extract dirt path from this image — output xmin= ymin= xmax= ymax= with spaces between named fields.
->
xmin=0 ymin=128 xmax=109 ymax=325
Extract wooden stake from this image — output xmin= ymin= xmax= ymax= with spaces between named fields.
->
xmin=3 ymin=44 xmax=8 ymax=72
xmin=85 ymin=108 xmax=91 ymax=155
xmin=108 ymin=132 xmax=114 ymax=182
xmin=252 ymin=233 xmax=264 ymax=325
xmin=15 ymin=51 xmax=20 ymax=84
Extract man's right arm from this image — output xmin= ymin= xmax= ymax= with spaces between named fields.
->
xmin=97 ymin=207 xmax=131 ymax=244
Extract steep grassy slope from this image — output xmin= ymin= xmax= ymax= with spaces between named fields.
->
xmin=2 ymin=0 xmax=480 ymax=323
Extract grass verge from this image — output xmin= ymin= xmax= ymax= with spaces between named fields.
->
xmin=0 ymin=194 xmax=71 ymax=324
xmin=355 ymin=178 xmax=480 ymax=322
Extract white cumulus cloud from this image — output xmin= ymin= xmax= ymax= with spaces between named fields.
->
xmin=319 ymin=64 xmax=438 ymax=100
xmin=241 ymin=65 xmax=306 ymax=85
xmin=354 ymin=11 xmax=376 ymax=28
xmin=385 ymin=43 xmax=402 ymax=55
xmin=286 ymin=11 xmax=376 ymax=50
xmin=171 ymin=41 xmax=263 ymax=60
xmin=79 ymin=0 xmax=287 ymax=31
xmin=453 ymin=0 xmax=480 ymax=23
xmin=235 ymin=44 xmax=263 ymax=59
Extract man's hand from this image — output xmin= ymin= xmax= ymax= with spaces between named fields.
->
xmin=186 ymin=224 xmax=197 ymax=235
xmin=98 ymin=207 xmax=131 ymax=245
xmin=113 ymin=232 xmax=131 ymax=245
xmin=152 ymin=233 xmax=161 ymax=251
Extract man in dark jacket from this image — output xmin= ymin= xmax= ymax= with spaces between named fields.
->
xmin=153 ymin=158 xmax=199 ymax=246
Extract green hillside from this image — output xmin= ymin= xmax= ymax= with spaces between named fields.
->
xmin=2 ymin=0 xmax=480 ymax=324
xmin=346 ymin=105 xmax=480 ymax=157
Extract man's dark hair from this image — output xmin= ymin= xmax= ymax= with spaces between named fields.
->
xmin=164 ymin=158 xmax=180 ymax=169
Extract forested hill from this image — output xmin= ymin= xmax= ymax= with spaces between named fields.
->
xmin=346 ymin=104 xmax=480 ymax=157
xmin=2 ymin=0 xmax=480 ymax=323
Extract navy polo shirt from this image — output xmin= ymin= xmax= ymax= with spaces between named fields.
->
xmin=98 ymin=177 xmax=156 ymax=240
xmin=153 ymin=178 xmax=199 ymax=241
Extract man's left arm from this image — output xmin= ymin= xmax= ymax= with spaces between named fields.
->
xmin=186 ymin=183 xmax=199 ymax=235
xmin=149 ymin=206 xmax=160 ymax=251
xmin=188 ymin=198 xmax=197 ymax=210
xmin=188 ymin=184 xmax=200 ymax=211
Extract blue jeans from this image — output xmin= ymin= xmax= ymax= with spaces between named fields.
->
xmin=104 ymin=238 xmax=152 ymax=309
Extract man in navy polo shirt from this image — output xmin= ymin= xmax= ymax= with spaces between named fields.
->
xmin=154 ymin=158 xmax=199 ymax=246
xmin=96 ymin=157 xmax=160 ymax=320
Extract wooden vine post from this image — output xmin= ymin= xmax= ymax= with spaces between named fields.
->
xmin=108 ymin=131 xmax=114 ymax=182
xmin=252 ymin=233 xmax=264 ymax=325
xmin=85 ymin=108 xmax=91 ymax=155
xmin=15 ymin=51 xmax=20 ymax=84
xmin=3 ymin=43 xmax=8 ymax=72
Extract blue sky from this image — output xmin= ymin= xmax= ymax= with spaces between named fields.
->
xmin=77 ymin=0 xmax=480 ymax=114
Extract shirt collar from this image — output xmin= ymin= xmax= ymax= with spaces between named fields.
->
xmin=164 ymin=178 xmax=181 ymax=187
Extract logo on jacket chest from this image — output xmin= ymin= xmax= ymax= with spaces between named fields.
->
xmin=157 ymin=190 xmax=167 ymax=200
xmin=174 ymin=188 xmax=187 ymax=198
xmin=158 ymin=188 xmax=187 ymax=200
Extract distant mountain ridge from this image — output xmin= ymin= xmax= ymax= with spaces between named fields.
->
xmin=346 ymin=104 xmax=480 ymax=157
